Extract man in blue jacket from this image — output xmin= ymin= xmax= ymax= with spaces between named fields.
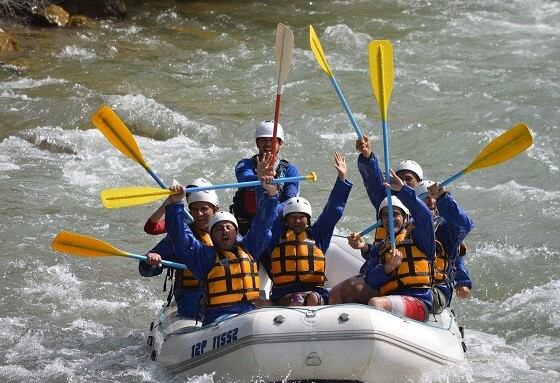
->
xmin=414 ymin=180 xmax=474 ymax=312
xmin=147 ymin=154 xmax=279 ymax=325
xmin=263 ymin=152 xmax=352 ymax=306
xmin=231 ymin=120 xmax=299 ymax=235
xmin=347 ymin=170 xmax=435 ymax=321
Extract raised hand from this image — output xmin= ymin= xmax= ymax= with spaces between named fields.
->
xmin=167 ymin=184 xmax=186 ymax=205
xmin=347 ymin=232 xmax=367 ymax=250
xmin=383 ymin=168 xmax=405 ymax=193
xmin=257 ymin=152 xmax=278 ymax=197
xmin=333 ymin=152 xmax=347 ymax=181
xmin=355 ymin=134 xmax=372 ymax=158
xmin=428 ymin=182 xmax=446 ymax=200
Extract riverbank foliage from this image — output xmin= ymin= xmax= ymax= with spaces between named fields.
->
xmin=0 ymin=0 xmax=48 ymax=17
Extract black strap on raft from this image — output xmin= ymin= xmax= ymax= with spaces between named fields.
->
xmin=164 ymin=269 xmax=175 ymax=307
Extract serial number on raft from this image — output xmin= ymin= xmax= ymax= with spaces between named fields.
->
xmin=191 ymin=328 xmax=239 ymax=358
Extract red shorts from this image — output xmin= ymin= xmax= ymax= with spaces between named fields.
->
xmin=387 ymin=295 xmax=428 ymax=321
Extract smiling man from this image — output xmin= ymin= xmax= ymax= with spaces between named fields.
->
xmin=262 ymin=152 xmax=352 ymax=306
xmin=231 ymin=120 xmax=300 ymax=235
xmin=147 ymin=153 xmax=279 ymax=325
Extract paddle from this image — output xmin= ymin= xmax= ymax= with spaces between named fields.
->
xmin=91 ymin=106 xmax=194 ymax=222
xmin=101 ymin=172 xmax=318 ymax=209
xmin=271 ymin=23 xmax=294 ymax=163
xmin=359 ymin=122 xmax=533 ymax=236
xmin=309 ymin=25 xmax=363 ymax=139
xmin=51 ymin=231 xmax=187 ymax=270
xmin=369 ymin=40 xmax=396 ymax=249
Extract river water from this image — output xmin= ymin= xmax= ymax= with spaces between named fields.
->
xmin=0 ymin=0 xmax=558 ymax=382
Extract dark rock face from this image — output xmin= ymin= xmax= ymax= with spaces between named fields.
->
xmin=54 ymin=0 xmax=127 ymax=18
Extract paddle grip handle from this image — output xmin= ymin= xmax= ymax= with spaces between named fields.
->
xmin=330 ymin=76 xmax=363 ymax=139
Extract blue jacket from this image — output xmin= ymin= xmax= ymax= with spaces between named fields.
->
xmin=165 ymin=194 xmax=279 ymax=325
xmin=235 ymin=157 xmax=299 ymax=204
xmin=453 ymin=256 xmax=472 ymax=289
xmin=434 ymin=193 xmax=474 ymax=303
xmin=357 ymin=152 xmax=386 ymax=212
xmin=264 ymin=177 xmax=353 ymax=302
xmin=362 ymin=186 xmax=435 ymax=312
xmin=140 ymin=225 xmax=206 ymax=319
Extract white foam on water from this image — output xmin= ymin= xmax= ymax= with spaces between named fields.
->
xmin=80 ymin=298 xmax=130 ymax=312
xmin=0 ymin=76 xmax=67 ymax=91
xmin=5 ymin=330 xmax=51 ymax=364
xmin=465 ymin=326 xmax=560 ymax=382
xmin=63 ymin=318 xmax=110 ymax=339
xmin=0 ymin=153 xmax=19 ymax=172
xmin=21 ymin=264 xmax=83 ymax=306
xmin=56 ymin=45 xmax=98 ymax=60
xmin=0 ymin=89 xmax=37 ymax=101
xmin=319 ymin=131 xmax=360 ymax=141
xmin=499 ymin=279 xmax=560 ymax=323
xmin=461 ymin=180 xmax=560 ymax=203
xmin=0 ymin=317 xmax=30 ymax=347
xmin=107 ymin=93 xmax=218 ymax=138
xmin=156 ymin=9 xmax=179 ymax=23
xmin=0 ymin=364 xmax=34 ymax=380
xmin=526 ymin=129 xmax=559 ymax=172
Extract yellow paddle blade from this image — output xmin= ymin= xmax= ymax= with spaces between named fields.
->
xmin=275 ymin=23 xmax=294 ymax=94
xmin=465 ymin=123 xmax=533 ymax=173
xmin=51 ymin=231 xmax=127 ymax=258
xmin=309 ymin=25 xmax=333 ymax=77
xmin=91 ymin=106 xmax=148 ymax=167
xmin=368 ymin=40 xmax=394 ymax=121
xmin=100 ymin=186 xmax=177 ymax=209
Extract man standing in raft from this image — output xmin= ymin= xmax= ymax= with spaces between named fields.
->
xmin=147 ymin=153 xmax=279 ymax=325
xmin=263 ymin=152 xmax=352 ymax=306
xmin=231 ymin=120 xmax=299 ymax=235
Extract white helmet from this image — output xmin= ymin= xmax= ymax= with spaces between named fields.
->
xmin=188 ymin=178 xmax=212 ymax=188
xmin=187 ymin=190 xmax=219 ymax=208
xmin=283 ymin=197 xmax=312 ymax=219
xmin=185 ymin=178 xmax=219 ymax=208
xmin=209 ymin=211 xmax=238 ymax=232
xmin=255 ymin=120 xmax=284 ymax=142
xmin=414 ymin=180 xmax=435 ymax=199
xmin=395 ymin=160 xmax=423 ymax=181
xmin=378 ymin=196 xmax=410 ymax=219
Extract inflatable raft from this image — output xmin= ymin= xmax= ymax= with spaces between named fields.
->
xmin=147 ymin=236 xmax=466 ymax=382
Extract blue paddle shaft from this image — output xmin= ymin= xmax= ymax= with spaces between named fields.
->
xmin=381 ymin=120 xmax=396 ymax=248
xmin=329 ymin=76 xmax=363 ymax=139
xmin=126 ymin=253 xmax=187 ymax=270
xmin=183 ymin=174 xmax=309 ymax=193
xmin=359 ymin=221 xmax=381 ymax=237
xmin=417 ymin=170 xmax=466 ymax=200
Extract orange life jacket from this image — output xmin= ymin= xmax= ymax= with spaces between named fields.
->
xmin=269 ymin=229 xmax=326 ymax=287
xmin=206 ymin=245 xmax=260 ymax=307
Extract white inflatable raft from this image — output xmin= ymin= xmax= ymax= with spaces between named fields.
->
xmin=147 ymin=236 xmax=466 ymax=382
